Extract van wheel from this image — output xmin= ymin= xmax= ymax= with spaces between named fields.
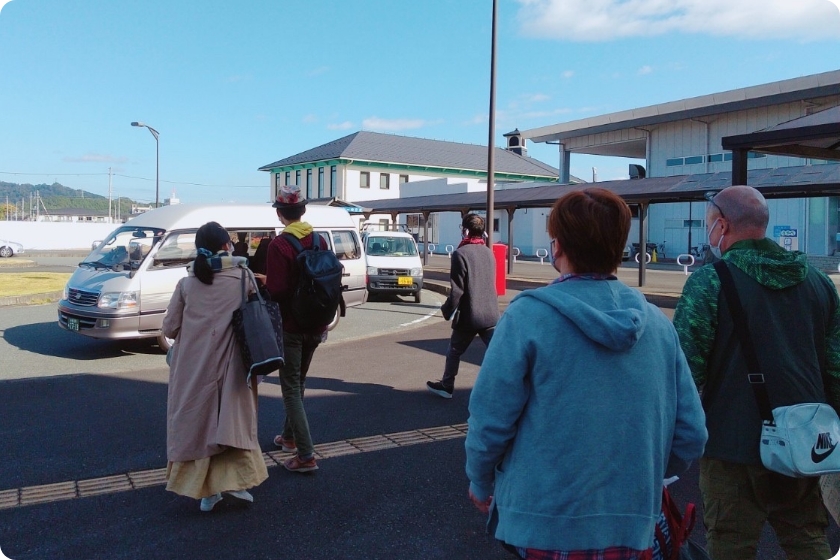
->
xmin=157 ymin=333 xmax=174 ymax=352
xmin=414 ymin=291 xmax=421 ymax=304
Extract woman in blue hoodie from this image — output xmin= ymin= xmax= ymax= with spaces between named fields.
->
xmin=465 ymin=188 xmax=707 ymax=559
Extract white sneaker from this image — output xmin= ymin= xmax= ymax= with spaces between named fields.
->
xmin=226 ymin=490 xmax=254 ymax=503
xmin=199 ymin=493 xmax=223 ymax=512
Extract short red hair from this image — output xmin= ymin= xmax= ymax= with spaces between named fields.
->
xmin=548 ymin=188 xmax=631 ymax=274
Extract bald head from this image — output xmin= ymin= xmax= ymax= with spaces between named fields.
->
xmin=708 ymin=185 xmax=769 ymax=238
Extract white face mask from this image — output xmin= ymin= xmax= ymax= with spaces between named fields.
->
xmin=707 ymin=218 xmax=724 ymax=259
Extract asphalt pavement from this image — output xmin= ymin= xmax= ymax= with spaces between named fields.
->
xmin=2 ymin=253 xmax=840 ymax=559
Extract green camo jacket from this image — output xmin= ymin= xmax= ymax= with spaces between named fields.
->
xmin=673 ymin=238 xmax=840 ymax=407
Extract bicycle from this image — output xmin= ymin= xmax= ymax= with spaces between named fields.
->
xmin=689 ymin=244 xmax=710 ymax=263
xmin=657 ymin=241 xmax=667 ymax=260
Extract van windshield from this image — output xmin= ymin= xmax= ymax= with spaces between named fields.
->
xmin=366 ymin=236 xmax=418 ymax=257
xmin=81 ymin=227 xmax=164 ymax=270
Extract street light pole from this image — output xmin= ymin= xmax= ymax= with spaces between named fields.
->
xmin=485 ymin=0 xmax=498 ymax=247
xmin=131 ymin=121 xmax=160 ymax=208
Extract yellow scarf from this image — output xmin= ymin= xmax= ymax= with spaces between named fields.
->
xmin=282 ymin=222 xmax=313 ymax=239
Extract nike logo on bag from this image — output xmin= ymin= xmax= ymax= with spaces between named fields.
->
xmin=811 ymin=432 xmax=838 ymax=463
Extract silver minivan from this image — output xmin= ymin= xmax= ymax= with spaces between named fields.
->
xmin=57 ymin=203 xmax=367 ymax=350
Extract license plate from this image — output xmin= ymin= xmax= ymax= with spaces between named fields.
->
xmin=397 ymin=276 xmax=412 ymax=286
xmin=67 ymin=317 xmax=79 ymax=331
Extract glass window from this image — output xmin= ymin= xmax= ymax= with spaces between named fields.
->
xmin=332 ymin=230 xmax=361 ymax=260
xmin=150 ymin=231 xmax=194 ymax=268
xmin=295 ymin=170 xmax=301 ymax=185
xmin=683 ymin=219 xmax=702 ymax=228
xmin=285 ymin=171 xmax=291 ymax=184
xmin=330 ymin=166 xmax=337 ymax=197
xmin=306 ymin=169 xmax=313 ymax=198
xmin=707 ymin=153 xmax=723 ymax=163
xmin=380 ymin=173 xmax=390 ymax=189
xmin=318 ymin=167 xmax=325 ymax=198
xmin=365 ymin=236 xmax=418 ymax=256
xmin=723 ymin=153 xmax=733 ymax=161
xmin=399 ymin=174 xmax=409 ymax=184
xmin=275 ymin=173 xmax=282 ymax=188
xmin=83 ymin=226 xmax=165 ymax=270
xmin=360 ymin=171 xmax=370 ymax=188
xmin=684 ymin=156 xmax=703 ymax=165
xmin=666 ymin=158 xmax=684 ymax=167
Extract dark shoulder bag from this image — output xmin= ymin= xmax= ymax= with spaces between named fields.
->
xmin=231 ymin=267 xmax=285 ymax=381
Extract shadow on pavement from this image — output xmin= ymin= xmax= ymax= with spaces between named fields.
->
xmin=3 ymin=321 xmax=163 ymax=359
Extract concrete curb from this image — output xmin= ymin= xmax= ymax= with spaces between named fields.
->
xmin=0 ymin=291 xmax=64 ymax=307
xmin=0 ymin=259 xmax=36 ymax=269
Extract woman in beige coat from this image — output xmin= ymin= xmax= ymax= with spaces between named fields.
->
xmin=163 ymin=221 xmax=268 ymax=512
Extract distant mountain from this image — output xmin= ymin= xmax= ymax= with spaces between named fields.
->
xmin=0 ymin=181 xmax=136 ymax=214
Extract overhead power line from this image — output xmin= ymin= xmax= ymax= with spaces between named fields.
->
xmin=0 ymin=171 xmax=266 ymax=189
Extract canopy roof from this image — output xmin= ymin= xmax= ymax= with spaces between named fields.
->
xmin=722 ymin=105 xmax=840 ymax=162
xmin=358 ymin=163 xmax=840 ymax=215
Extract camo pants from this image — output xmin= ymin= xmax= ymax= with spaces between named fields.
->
xmin=699 ymin=457 xmax=831 ymax=560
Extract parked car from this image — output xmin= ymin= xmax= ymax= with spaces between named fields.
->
xmin=0 ymin=239 xmax=24 ymax=258
xmin=362 ymin=228 xmax=423 ymax=303
xmin=57 ymin=203 xmax=367 ymax=351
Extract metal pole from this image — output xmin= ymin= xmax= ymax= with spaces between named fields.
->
xmin=108 ymin=167 xmax=113 ymax=223
xmin=485 ymin=0 xmax=498 ymax=247
xmin=638 ymin=203 xmax=648 ymax=287
xmin=155 ymin=135 xmax=160 ymax=207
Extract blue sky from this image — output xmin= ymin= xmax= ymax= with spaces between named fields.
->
xmin=1 ymin=0 xmax=839 ymax=205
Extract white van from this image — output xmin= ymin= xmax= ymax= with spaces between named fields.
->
xmin=363 ymin=229 xmax=424 ymax=303
xmin=57 ymin=203 xmax=367 ymax=350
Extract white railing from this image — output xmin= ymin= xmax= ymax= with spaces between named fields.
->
xmin=677 ymin=254 xmax=695 ymax=275
xmin=635 ymin=252 xmax=652 ymax=264
xmin=445 ymin=244 xmax=455 ymax=258
xmin=512 ymin=247 xmax=521 ymax=262
xmin=535 ymin=248 xmax=549 ymax=265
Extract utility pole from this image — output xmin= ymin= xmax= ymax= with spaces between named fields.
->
xmin=108 ymin=167 xmax=113 ymax=224
xmin=485 ymin=0 xmax=498 ymax=247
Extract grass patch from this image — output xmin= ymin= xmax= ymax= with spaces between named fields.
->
xmin=0 ymin=273 xmax=71 ymax=297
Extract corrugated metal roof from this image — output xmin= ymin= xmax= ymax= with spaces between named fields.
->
xmin=357 ymin=164 xmax=840 ymax=214
xmin=722 ymin=104 xmax=840 ymax=161
xmin=258 ymin=131 xmax=558 ymax=178
xmin=769 ymin=105 xmax=840 ymax=131
xmin=522 ymin=69 xmax=840 ymax=144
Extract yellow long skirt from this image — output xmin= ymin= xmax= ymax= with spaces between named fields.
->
xmin=165 ymin=447 xmax=268 ymax=499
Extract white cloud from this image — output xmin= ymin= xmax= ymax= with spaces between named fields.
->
xmin=0 ymin=1 xmax=13 ymax=15
xmin=362 ymin=117 xmax=428 ymax=131
xmin=327 ymin=121 xmax=354 ymax=130
xmin=515 ymin=0 xmax=840 ymax=41
xmin=561 ymin=70 xmax=575 ymax=79
xmin=302 ymin=114 xmax=319 ymax=123
xmin=523 ymin=93 xmax=551 ymax=103
xmin=63 ymin=153 xmax=128 ymax=164
xmin=637 ymin=65 xmax=653 ymax=75
xmin=464 ymin=114 xmax=488 ymax=126
xmin=307 ymin=66 xmax=330 ymax=77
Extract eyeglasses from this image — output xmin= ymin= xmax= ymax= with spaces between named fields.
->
xmin=704 ymin=191 xmax=726 ymax=219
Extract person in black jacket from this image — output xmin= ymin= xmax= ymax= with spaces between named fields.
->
xmin=426 ymin=213 xmax=500 ymax=399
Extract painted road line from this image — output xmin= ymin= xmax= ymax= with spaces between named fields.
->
xmin=399 ymin=304 xmax=442 ymax=327
xmin=0 ymin=423 xmax=469 ymax=510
